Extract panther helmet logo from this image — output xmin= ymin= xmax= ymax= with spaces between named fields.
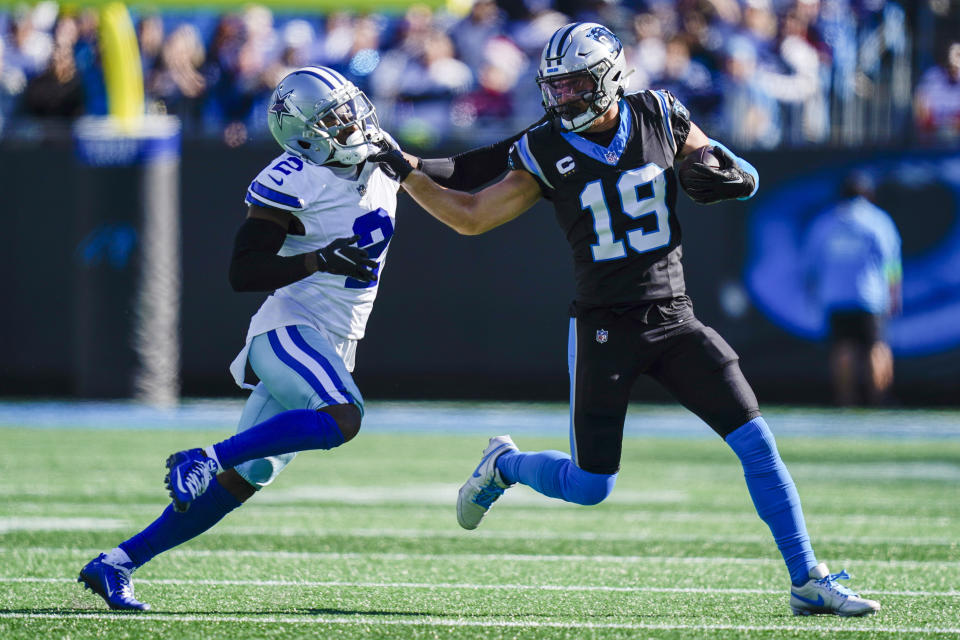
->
xmin=586 ymin=26 xmax=622 ymax=55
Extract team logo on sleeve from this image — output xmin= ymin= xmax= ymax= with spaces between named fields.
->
xmin=507 ymin=144 xmax=519 ymax=171
xmin=673 ymin=100 xmax=690 ymax=121
xmin=596 ymin=329 xmax=609 ymax=344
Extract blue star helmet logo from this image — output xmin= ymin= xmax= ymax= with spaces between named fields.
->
xmin=270 ymin=89 xmax=295 ymax=128
xmin=587 ymin=26 xmax=622 ymax=56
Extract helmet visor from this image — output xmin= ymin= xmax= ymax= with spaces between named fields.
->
xmin=538 ymin=71 xmax=597 ymax=120
xmin=310 ymin=92 xmax=380 ymax=146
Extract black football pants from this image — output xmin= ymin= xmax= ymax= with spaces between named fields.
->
xmin=569 ymin=296 xmax=761 ymax=474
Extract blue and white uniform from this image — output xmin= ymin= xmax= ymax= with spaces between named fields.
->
xmin=229 ymin=153 xmax=399 ymax=487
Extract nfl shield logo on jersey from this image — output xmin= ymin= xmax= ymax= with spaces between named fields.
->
xmin=605 ymin=151 xmax=617 ymax=164
xmin=596 ymin=329 xmax=609 ymax=344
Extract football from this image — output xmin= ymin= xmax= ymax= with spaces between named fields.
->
xmin=680 ymin=145 xmax=722 ymax=172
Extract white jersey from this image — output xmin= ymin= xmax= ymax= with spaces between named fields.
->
xmin=229 ymin=152 xmax=399 ymax=387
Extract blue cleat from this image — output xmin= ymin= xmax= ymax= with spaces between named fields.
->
xmin=165 ymin=448 xmax=221 ymax=512
xmin=457 ymin=435 xmax=518 ymax=530
xmin=78 ymin=553 xmax=150 ymax=611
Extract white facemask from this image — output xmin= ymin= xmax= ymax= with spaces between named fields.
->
xmin=331 ymin=129 xmax=377 ymax=165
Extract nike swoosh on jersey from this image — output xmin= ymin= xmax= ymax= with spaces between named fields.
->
xmin=791 ymin=592 xmax=825 ymax=607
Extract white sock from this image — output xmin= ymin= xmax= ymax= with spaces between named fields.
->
xmin=103 ymin=547 xmax=133 ymax=567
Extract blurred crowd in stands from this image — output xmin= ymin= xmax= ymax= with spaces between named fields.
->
xmin=1 ymin=0 xmax=958 ymax=149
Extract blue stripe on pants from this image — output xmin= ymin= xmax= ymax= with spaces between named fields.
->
xmin=266 ymin=330 xmax=339 ymax=406
xmin=286 ymin=326 xmax=354 ymax=405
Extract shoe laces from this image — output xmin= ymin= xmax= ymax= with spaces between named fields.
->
xmin=182 ymin=460 xmax=214 ymax=497
xmin=116 ymin=572 xmax=135 ymax=599
xmin=473 ymin=482 xmax=505 ymax=508
xmin=816 ymin=569 xmax=859 ymax=598
xmin=108 ymin=562 xmax=137 ymax=601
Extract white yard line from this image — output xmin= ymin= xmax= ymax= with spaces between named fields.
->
xmin=0 ymin=516 xmax=955 ymax=547
xmin=0 ymin=517 xmax=127 ymax=533
xmin=0 ymin=611 xmax=957 ymax=635
xmin=4 ymin=546 xmax=960 ymax=569
xmin=216 ymin=525 xmax=960 ymax=547
xmin=4 ymin=576 xmax=956 ymax=597
xmin=7 ymin=502 xmax=956 ymax=530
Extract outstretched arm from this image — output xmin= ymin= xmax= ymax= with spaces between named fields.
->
xmin=405 ymin=117 xmax=548 ymax=192
xmin=393 ymin=161 xmax=543 ymax=235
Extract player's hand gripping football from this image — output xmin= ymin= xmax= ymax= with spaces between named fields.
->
xmin=679 ymin=146 xmax=756 ymax=205
xmin=315 ymin=235 xmax=378 ymax=282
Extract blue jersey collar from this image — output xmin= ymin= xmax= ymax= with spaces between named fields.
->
xmin=560 ymin=98 xmax=632 ymax=166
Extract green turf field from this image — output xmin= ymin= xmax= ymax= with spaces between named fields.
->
xmin=1 ymin=416 xmax=958 ymax=639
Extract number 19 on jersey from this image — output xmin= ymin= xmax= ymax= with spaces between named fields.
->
xmin=580 ymin=164 xmax=671 ymax=262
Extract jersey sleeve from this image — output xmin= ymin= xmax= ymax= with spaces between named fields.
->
xmin=641 ymin=90 xmax=692 ymax=156
xmin=507 ymin=132 xmax=554 ymax=198
xmin=245 ymin=154 xmax=313 ymax=213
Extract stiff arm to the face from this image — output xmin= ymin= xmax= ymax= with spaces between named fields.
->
xmin=399 ymin=117 xmax=710 ymax=237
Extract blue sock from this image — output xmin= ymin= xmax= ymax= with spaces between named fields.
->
xmin=725 ymin=417 xmax=817 ymax=586
xmin=120 ymin=477 xmax=241 ymax=567
xmin=213 ymin=409 xmax=345 ymax=470
xmin=496 ymin=450 xmax=616 ymax=506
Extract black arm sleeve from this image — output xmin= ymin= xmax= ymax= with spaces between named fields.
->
xmin=229 ymin=217 xmax=313 ymax=292
xmin=421 ymin=116 xmax=549 ymax=191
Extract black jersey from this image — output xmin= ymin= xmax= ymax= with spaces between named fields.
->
xmin=508 ymin=90 xmax=692 ymax=308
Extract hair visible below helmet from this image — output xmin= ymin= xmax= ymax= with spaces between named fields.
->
xmin=267 ymin=66 xmax=384 ymax=166
xmin=537 ymin=23 xmax=629 ymax=132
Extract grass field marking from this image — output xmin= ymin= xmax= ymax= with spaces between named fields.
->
xmin=0 ymin=517 xmax=128 ymax=533
xmin=0 ymin=612 xmax=957 ymax=635
xmin=6 ymin=546 xmax=960 ymax=569
xmin=1 ymin=517 xmax=955 ymax=547
xmin=3 ymin=576 xmax=956 ymax=598
xmin=10 ymin=502 xmax=956 ymax=529
xmin=212 ymin=525 xmax=960 ymax=548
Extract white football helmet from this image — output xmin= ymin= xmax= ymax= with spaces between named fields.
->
xmin=267 ymin=66 xmax=384 ymax=166
xmin=537 ymin=23 xmax=629 ymax=132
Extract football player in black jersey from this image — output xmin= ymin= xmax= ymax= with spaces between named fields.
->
xmin=374 ymin=22 xmax=879 ymax=617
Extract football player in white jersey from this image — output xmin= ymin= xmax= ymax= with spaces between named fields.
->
xmin=79 ymin=67 xmax=406 ymax=611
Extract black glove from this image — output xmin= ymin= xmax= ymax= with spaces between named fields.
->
xmin=371 ymin=149 xmax=415 ymax=183
xmin=315 ymin=235 xmax=378 ymax=282
xmin=679 ymin=147 xmax=756 ymax=205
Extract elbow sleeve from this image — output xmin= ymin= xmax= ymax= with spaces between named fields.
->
xmin=424 ymin=119 xmax=543 ymax=191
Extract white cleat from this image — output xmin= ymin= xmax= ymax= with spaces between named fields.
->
xmin=790 ymin=563 xmax=881 ymax=617
xmin=457 ymin=435 xmax=518 ymax=530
